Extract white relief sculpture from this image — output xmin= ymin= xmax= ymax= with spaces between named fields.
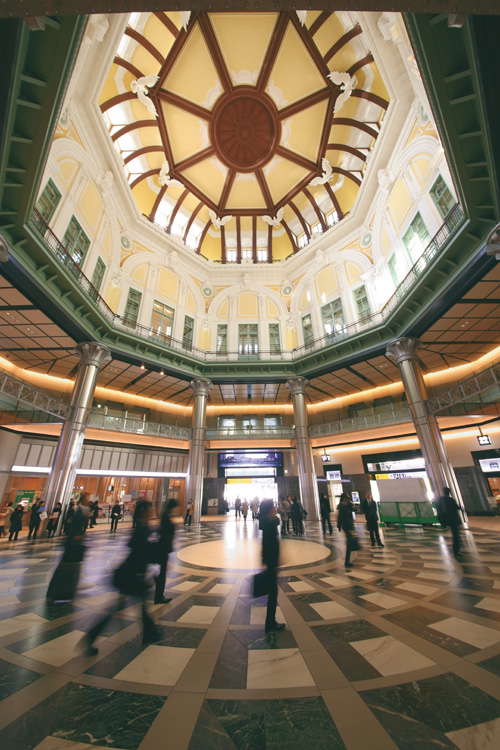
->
xmin=280 ymin=119 xmax=292 ymax=148
xmin=202 ymin=80 xmax=223 ymax=109
xmin=180 ymin=11 xmax=191 ymax=31
xmin=377 ymin=12 xmax=398 ymax=42
xmin=130 ymin=75 xmax=159 ymax=117
xmin=263 ymin=156 xmax=282 ymax=176
xmin=97 ymin=170 xmax=114 ymax=192
xmin=209 ymin=209 xmax=233 ymax=229
xmin=309 ymin=157 xmax=334 ymax=187
xmin=158 ymin=161 xmax=183 ymax=188
xmin=286 ymin=316 xmax=295 ymax=331
xmin=235 ymin=172 xmax=257 ymax=183
xmin=209 ymin=157 xmax=229 ymax=176
xmin=262 ymin=207 xmax=284 ymax=227
xmin=266 ymin=80 xmax=289 ymax=109
xmin=296 ymin=11 xmax=307 ymax=26
xmin=199 ymin=120 xmax=210 ymax=148
xmin=486 ymin=223 xmax=500 ymax=260
xmin=230 ymin=69 xmax=259 ymax=86
xmin=328 ymin=71 xmax=358 ymax=114
xmin=377 ymin=168 xmax=394 ymax=193
xmin=85 ymin=15 xmax=109 ymax=44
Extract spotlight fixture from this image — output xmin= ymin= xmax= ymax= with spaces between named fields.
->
xmin=160 ymin=369 xmax=165 ymax=376
xmin=140 ymin=363 xmax=145 ymax=369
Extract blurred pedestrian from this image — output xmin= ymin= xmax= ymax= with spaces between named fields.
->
xmin=290 ymin=496 xmax=305 ymax=536
xmin=260 ymin=499 xmax=285 ymax=634
xmin=337 ymin=493 xmax=356 ymax=568
xmin=47 ymin=501 xmax=62 ymax=538
xmin=319 ymin=493 xmax=333 ymax=535
xmin=9 ymin=504 xmax=23 ymax=541
xmin=27 ymin=499 xmax=42 ymax=540
xmin=278 ymin=496 xmax=288 ymax=536
xmin=184 ymin=498 xmax=194 ymax=527
xmin=439 ymin=487 xmax=463 ymax=558
xmin=153 ymin=498 xmax=177 ymax=604
xmin=363 ymin=492 xmax=384 ymax=547
xmin=110 ymin=501 xmax=121 ymax=532
xmin=46 ymin=495 xmax=91 ymax=603
xmin=241 ymin=499 xmax=249 ymax=521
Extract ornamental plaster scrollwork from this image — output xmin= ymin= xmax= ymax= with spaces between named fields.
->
xmin=97 ymin=170 xmax=114 ymax=193
xmin=84 ymin=15 xmax=109 ymax=45
xmin=486 ymin=223 xmax=500 ymax=261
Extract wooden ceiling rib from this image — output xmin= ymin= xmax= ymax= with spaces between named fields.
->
xmin=278 ymin=88 xmax=331 ymax=119
xmin=130 ymin=168 xmax=159 ymax=190
xmin=156 ymin=90 xmax=212 ymax=121
xmin=111 ymin=120 xmax=158 ymax=142
xmin=256 ymin=169 xmax=274 ymax=211
xmin=149 ymin=184 xmax=168 ymax=220
xmin=123 ymin=145 xmax=164 ymax=165
xmin=327 ymin=143 xmax=367 ymax=162
xmin=289 ymin=199 xmax=311 ymax=238
xmin=309 ymin=11 xmax=332 ymax=37
xmin=348 ymin=53 xmax=375 ymax=77
xmin=155 ymin=15 xmax=197 ymax=88
xmin=275 ymin=146 xmax=317 ymax=173
xmin=351 ymin=89 xmax=389 ymax=110
xmin=100 ymin=91 xmax=136 ymax=114
xmin=219 ymin=170 xmax=236 ymax=211
xmin=175 ymin=147 xmax=216 ymax=173
xmin=256 ymin=12 xmax=289 ymax=93
xmin=324 ymin=182 xmax=343 ymax=219
xmin=331 ymin=118 xmax=379 ymax=139
xmin=113 ymin=56 xmax=143 ymax=80
xmin=183 ymin=201 xmax=203 ymax=242
xmin=167 ymin=188 xmax=189 ymax=233
xmin=125 ymin=27 xmax=165 ymax=65
xmin=282 ymin=220 xmax=298 ymax=254
xmin=324 ymin=23 xmax=363 ymax=64
xmin=303 ymin=187 xmax=326 ymax=230
xmin=198 ymin=13 xmax=233 ymax=93
xmin=153 ymin=11 xmax=179 ymax=38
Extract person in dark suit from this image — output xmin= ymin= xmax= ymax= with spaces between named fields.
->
xmin=319 ymin=493 xmax=333 ymax=535
xmin=110 ymin=501 xmax=121 ymax=532
xmin=440 ymin=487 xmax=463 ymax=557
xmin=27 ymin=499 xmax=42 ymax=540
xmin=337 ymin=493 xmax=355 ymax=568
xmin=363 ymin=492 xmax=384 ymax=547
xmin=260 ymin=499 xmax=285 ymax=633
xmin=8 ymin=504 xmax=23 ymax=541
xmin=154 ymin=498 xmax=177 ymax=604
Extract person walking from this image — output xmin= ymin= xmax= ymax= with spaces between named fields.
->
xmin=234 ymin=496 xmax=241 ymax=518
xmin=153 ymin=498 xmax=177 ymax=604
xmin=319 ymin=493 xmax=333 ymax=535
xmin=250 ymin=497 xmax=259 ymax=520
xmin=84 ymin=500 xmax=159 ymax=653
xmin=110 ymin=501 xmax=121 ymax=532
xmin=439 ymin=487 xmax=463 ymax=558
xmin=9 ymin=504 xmax=23 ymax=541
xmin=27 ymin=499 xmax=42 ymax=540
xmin=184 ymin=498 xmax=194 ymax=527
xmin=363 ymin=492 xmax=384 ymax=547
xmin=63 ymin=502 xmax=75 ymax=535
xmin=260 ymin=499 xmax=285 ymax=634
xmin=46 ymin=495 xmax=90 ymax=604
xmin=241 ymin=499 xmax=249 ymax=521
xmin=337 ymin=493 xmax=356 ymax=568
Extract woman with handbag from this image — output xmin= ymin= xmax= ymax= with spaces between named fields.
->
xmin=337 ymin=493 xmax=357 ymax=568
xmin=83 ymin=500 xmax=159 ymax=654
xmin=153 ymin=498 xmax=176 ymax=604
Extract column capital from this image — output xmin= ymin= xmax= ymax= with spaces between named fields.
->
xmin=287 ymin=376 xmax=309 ymax=397
xmin=75 ymin=342 xmax=112 ymax=370
xmin=190 ymin=378 xmax=213 ymax=398
xmin=386 ymin=337 xmax=421 ymax=365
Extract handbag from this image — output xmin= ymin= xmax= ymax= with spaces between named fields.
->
xmin=347 ymin=533 xmax=361 ymax=551
xmin=113 ymin=560 xmax=147 ymax=596
xmin=252 ymin=570 xmax=270 ymax=598
xmin=39 ymin=511 xmax=48 ymax=520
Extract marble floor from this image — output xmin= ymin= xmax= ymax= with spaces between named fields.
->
xmin=1 ymin=517 xmax=500 ymax=749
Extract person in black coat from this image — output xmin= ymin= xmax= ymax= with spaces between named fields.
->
xmin=27 ymin=499 xmax=42 ymax=540
xmin=110 ymin=501 xmax=121 ymax=533
xmin=337 ymin=493 xmax=355 ymax=568
xmin=154 ymin=499 xmax=177 ymax=604
xmin=319 ymin=493 xmax=333 ymax=535
xmin=363 ymin=492 xmax=384 ymax=548
xmin=260 ymin=499 xmax=285 ymax=633
xmin=440 ymin=487 xmax=463 ymax=557
xmin=84 ymin=501 xmax=158 ymax=654
xmin=9 ymin=505 xmax=23 ymax=541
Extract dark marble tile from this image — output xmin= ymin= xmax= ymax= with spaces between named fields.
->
xmin=312 ymin=620 xmax=387 ymax=681
xmin=0 ymin=681 xmax=165 ymax=749
xmin=232 ymin=628 xmax=297 ymax=650
xmin=288 ymin=592 xmax=331 ymax=622
xmin=230 ymin=598 xmax=252 ymax=626
xmin=189 ymin=697 xmax=345 ymax=750
xmin=361 ymin=672 xmax=500 ymax=744
xmin=476 ymin=653 xmax=500 ymax=678
xmin=7 ymin=622 xmax=81 ymax=654
xmin=456 ymin=576 xmax=496 ymax=592
xmin=431 ymin=591 xmax=500 ymax=622
xmin=209 ymin=631 xmax=247 ymax=689
xmin=382 ymin=606 xmax=476 ymax=657
xmin=0 ymin=658 xmax=41 ymax=700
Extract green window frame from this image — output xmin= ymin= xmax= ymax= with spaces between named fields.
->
xmin=151 ymin=300 xmax=174 ymax=341
xmin=302 ymin=314 xmax=314 ymax=348
xmin=216 ymin=324 xmax=228 ymax=354
xmin=321 ymin=298 xmax=345 ymax=337
xmin=63 ymin=216 xmax=90 ymax=267
xmin=35 ymin=178 xmax=61 ymax=224
xmin=402 ymin=212 xmax=431 ymax=263
xmin=430 ymin=175 xmax=456 ymax=219
xmin=90 ymin=258 xmax=105 ymax=301
xmin=268 ymin=323 xmax=281 ymax=354
xmin=353 ymin=285 xmax=371 ymax=320
xmin=123 ymin=288 xmax=142 ymax=329
xmin=182 ymin=315 xmax=194 ymax=350
xmin=238 ymin=323 xmax=259 ymax=358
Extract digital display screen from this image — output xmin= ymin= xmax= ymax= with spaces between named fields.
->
xmin=218 ymin=451 xmax=283 ymax=468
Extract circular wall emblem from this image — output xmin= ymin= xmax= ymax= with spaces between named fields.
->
xmin=281 ymin=281 xmax=293 ymax=297
xmin=210 ymin=88 xmax=280 ymax=172
xmin=121 ymin=236 xmax=131 ymax=249
xmin=202 ymin=284 xmax=214 ymax=298
xmin=361 ymin=231 xmax=372 ymax=247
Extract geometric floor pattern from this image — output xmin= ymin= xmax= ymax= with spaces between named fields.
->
xmin=1 ymin=516 xmax=500 ymax=749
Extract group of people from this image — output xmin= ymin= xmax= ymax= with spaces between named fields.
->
xmin=0 ymin=498 xmax=65 ymax=541
xmin=277 ymin=495 xmax=307 ymax=536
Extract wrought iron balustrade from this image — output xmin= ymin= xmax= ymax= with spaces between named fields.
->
xmin=427 ymin=362 xmax=500 ymax=414
xmin=205 ymin=426 xmax=295 ymax=440
xmin=309 ymin=406 xmax=413 ymax=437
xmin=0 ymin=369 xmax=70 ymax=420
xmin=86 ymin=411 xmax=191 ymax=439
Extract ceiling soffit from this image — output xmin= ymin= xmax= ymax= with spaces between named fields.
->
xmin=99 ymin=10 xmax=390 ymax=264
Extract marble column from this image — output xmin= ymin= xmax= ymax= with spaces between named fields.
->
xmin=44 ymin=342 xmax=111 ymax=525
xmin=186 ymin=378 xmax=212 ymax=523
xmin=287 ymin=376 xmax=320 ymax=521
xmin=386 ymin=337 xmax=467 ymax=523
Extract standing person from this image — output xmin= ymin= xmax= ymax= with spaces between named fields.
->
xmin=27 ymin=499 xmax=42 ymax=540
xmin=319 ymin=493 xmax=333 ymax=535
xmin=9 ymin=504 xmax=23 ymax=541
xmin=47 ymin=502 xmax=62 ymax=538
xmin=278 ymin=496 xmax=288 ymax=536
xmin=241 ymin=499 xmax=249 ymax=521
xmin=0 ymin=504 xmax=7 ymax=538
xmin=285 ymin=494 xmax=293 ymax=535
xmin=250 ymin=497 xmax=259 ymax=520
xmin=337 ymin=493 xmax=356 ymax=568
xmin=363 ymin=492 xmax=384 ymax=547
xmin=110 ymin=501 xmax=121 ymax=532
xmin=153 ymin=498 xmax=177 ymax=604
xmin=73 ymin=494 xmax=91 ymax=535
xmin=439 ymin=487 xmax=463 ymax=558
xmin=234 ymin=496 xmax=241 ymax=518
xmin=84 ymin=500 xmax=159 ymax=653
xmin=260 ymin=499 xmax=285 ymax=634
xmin=2 ymin=501 xmax=14 ymax=537
xmin=63 ymin=502 xmax=75 ymax=535
xmin=290 ymin=496 xmax=305 ymax=536
xmin=184 ymin=498 xmax=194 ymax=527
xmin=89 ymin=500 xmax=100 ymax=528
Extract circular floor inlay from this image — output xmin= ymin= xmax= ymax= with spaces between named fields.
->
xmin=177 ymin=538 xmax=331 ymax=570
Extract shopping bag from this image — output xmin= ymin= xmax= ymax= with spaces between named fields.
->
xmin=347 ymin=533 xmax=361 ymax=551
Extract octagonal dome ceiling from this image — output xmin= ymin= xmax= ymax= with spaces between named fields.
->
xmin=99 ymin=10 xmax=390 ymax=263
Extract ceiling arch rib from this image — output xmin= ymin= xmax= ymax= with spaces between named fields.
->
xmin=98 ymin=10 xmax=392 ymax=263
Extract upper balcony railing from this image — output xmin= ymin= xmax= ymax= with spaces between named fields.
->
xmin=86 ymin=411 xmax=192 ymax=439
xmin=0 ymin=368 xmax=70 ymax=420
xmin=205 ymin=426 xmax=295 ymax=440
xmin=427 ymin=361 xmax=500 ymax=415
xmin=29 ymin=204 xmax=464 ymax=364
xmin=309 ymin=405 xmax=413 ymax=437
